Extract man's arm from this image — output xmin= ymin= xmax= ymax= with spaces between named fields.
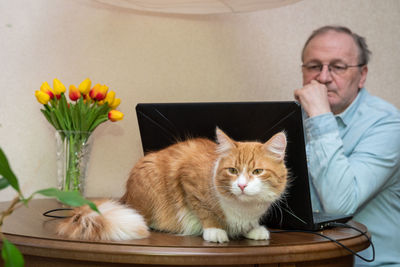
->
xmin=295 ymin=80 xmax=400 ymax=214
xmin=305 ymin=111 xmax=400 ymax=214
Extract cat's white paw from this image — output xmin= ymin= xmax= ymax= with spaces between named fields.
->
xmin=245 ymin=226 xmax=270 ymax=240
xmin=203 ymin=228 xmax=229 ymax=243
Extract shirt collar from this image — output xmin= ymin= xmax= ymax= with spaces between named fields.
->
xmin=334 ymin=88 xmax=367 ymax=127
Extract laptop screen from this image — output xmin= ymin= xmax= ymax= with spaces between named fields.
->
xmin=136 ymin=101 xmax=315 ymax=230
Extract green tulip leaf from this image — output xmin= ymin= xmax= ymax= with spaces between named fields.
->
xmin=34 ymin=188 xmax=99 ymax=213
xmin=88 ymin=115 xmax=109 ymax=132
xmin=1 ymin=238 xmax=24 ymax=267
xmin=59 ymin=94 xmax=72 ymax=130
xmin=71 ymin=103 xmax=80 ymax=131
xmin=40 ymin=109 xmax=54 ymax=128
xmin=53 ymin=108 xmax=67 ymax=131
xmin=0 ymin=148 xmax=20 ymax=193
xmin=88 ymin=103 xmax=109 ymax=127
xmin=48 ymin=105 xmax=62 ymax=131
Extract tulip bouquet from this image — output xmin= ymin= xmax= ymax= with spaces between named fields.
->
xmin=34 ymin=78 xmax=124 ymax=194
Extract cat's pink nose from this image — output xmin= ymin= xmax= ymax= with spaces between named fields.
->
xmin=238 ymin=184 xmax=247 ymax=192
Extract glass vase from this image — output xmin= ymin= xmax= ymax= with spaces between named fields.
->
xmin=55 ymin=130 xmax=92 ymax=195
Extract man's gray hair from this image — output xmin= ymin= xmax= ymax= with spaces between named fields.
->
xmin=301 ymin=25 xmax=372 ymax=65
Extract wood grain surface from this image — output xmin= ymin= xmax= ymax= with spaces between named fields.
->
xmin=0 ymin=199 xmax=370 ymax=266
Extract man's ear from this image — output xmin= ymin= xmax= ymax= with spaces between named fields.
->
xmin=358 ymin=65 xmax=368 ymax=89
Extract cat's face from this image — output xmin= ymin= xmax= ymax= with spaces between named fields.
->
xmin=213 ymin=129 xmax=287 ymax=203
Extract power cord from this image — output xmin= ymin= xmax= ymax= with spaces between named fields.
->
xmin=270 ymin=222 xmax=375 ymax=263
xmin=43 ymin=208 xmax=73 ymax=219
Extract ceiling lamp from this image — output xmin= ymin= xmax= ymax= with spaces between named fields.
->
xmin=95 ymin=0 xmax=303 ymax=15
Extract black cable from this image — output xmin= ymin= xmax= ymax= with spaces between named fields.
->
xmin=43 ymin=208 xmax=73 ymax=219
xmin=329 ymin=222 xmax=375 ymax=263
xmin=270 ymin=222 xmax=375 ymax=263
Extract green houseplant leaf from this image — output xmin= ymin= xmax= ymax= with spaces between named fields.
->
xmin=1 ymin=238 xmax=24 ymax=267
xmin=0 ymin=148 xmax=20 ymax=193
xmin=1 ymin=146 xmax=99 ymax=267
xmin=0 ymin=178 xmax=9 ymax=190
xmin=34 ymin=188 xmax=99 ymax=213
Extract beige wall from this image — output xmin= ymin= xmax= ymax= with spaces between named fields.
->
xmin=1 ymin=0 xmax=399 ymax=201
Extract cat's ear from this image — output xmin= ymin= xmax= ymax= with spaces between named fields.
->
xmin=263 ymin=132 xmax=287 ymax=161
xmin=215 ymin=127 xmax=236 ymax=154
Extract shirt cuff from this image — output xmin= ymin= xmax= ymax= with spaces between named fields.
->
xmin=304 ymin=112 xmax=338 ymax=140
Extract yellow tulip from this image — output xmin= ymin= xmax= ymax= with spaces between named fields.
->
xmin=53 ymin=78 xmax=66 ymax=98
xmin=109 ymin=98 xmax=121 ymax=109
xmin=40 ymin=81 xmax=55 ymax=99
xmin=69 ymin=85 xmax=81 ymax=101
xmin=108 ymin=110 xmax=124 ymax=122
xmin=104 ymin=91 xmax=115 ymax=106
xmin=78 ymin=78 xmax=91 ymax=95
xmin=35 ymin=90 xmax=50 ymax=105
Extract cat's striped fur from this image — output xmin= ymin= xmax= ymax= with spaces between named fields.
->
xmin=57 ymin=128 xmax=288 ymax=243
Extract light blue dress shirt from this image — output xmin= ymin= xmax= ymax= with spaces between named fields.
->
xmin=304 ymin=88 xmax=400 ymax=267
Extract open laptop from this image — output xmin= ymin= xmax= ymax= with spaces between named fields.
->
xmin=135 ymin=101 xmax=352 ymax=231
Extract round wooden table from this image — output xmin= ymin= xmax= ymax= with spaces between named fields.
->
xmin=1 ymin=199 xmax=370 ymax=267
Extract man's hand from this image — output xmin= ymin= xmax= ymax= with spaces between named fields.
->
xmin=294 ymin=80 xmax=331 ymax=117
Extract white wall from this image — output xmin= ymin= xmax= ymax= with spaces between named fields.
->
xmin=1 ymin=0 xmax=399 ymax=201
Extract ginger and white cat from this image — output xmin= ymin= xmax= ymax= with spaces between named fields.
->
xmin=57 ymin=128 xmax=288 ymax=243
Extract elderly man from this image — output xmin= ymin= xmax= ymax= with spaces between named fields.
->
xmin=294 ymin=25 xmax=400 ymax=267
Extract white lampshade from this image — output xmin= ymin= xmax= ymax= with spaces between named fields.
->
xmin=95 ymin=0 xmax=303 ymax=14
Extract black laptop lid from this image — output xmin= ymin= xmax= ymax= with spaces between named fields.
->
xmin=135 ymin=101 xmax=315 ymax=230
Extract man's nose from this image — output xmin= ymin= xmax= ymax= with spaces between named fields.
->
xmin=317 ymin=65 xmax=333 ymax=84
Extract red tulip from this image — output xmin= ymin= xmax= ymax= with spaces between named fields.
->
xmin=89 ymin=84 xmax=108 ymax=101
xmin=69 ymin=85 xmax=81 ymax=101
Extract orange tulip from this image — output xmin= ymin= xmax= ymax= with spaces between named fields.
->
xmin=40 ymin=81 xmax=55 ymax=99
xmin=89 ymin=84 xmax=108 ymax=101
xmin=35 ymin=90 xmax=50 ymax=105
xmin=98 ymin=85 xmax=109 ymax=101
xmin=89 ymin=84 xmax=99 ymax=97
xmin=69 ymin=85 xmax=81 ymax=101
xmin=89 ymin=84 xmax=100 ymax=100
xmin=108 ymin=110 xmax=124 ymax=122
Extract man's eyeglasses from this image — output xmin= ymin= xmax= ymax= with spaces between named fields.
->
xmin=302 ymin=63 xmax=365 ymax=75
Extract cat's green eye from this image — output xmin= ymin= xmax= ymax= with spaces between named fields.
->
xmin=252 ymin=169 xmax=264 ymax=175
xmin=227 ymin=168 xmax=238 ymax=175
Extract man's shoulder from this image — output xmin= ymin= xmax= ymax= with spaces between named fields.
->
xmin=351 ymin=91 xmax=400 ymax=148
xmin=359 ymin=90 xmax=400 ymax=120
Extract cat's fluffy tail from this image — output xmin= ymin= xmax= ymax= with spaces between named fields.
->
xmin=56 ymin=199 xmax=150 ymax=241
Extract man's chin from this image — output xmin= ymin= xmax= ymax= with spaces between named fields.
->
xmin=328 ymin=99 xmax=340 ymax=113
